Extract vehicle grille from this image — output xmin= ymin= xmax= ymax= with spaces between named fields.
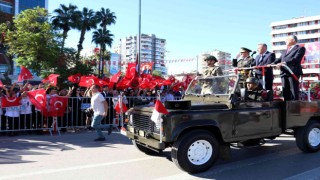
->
xmin=132 ymin=113 xmax=155 ymax=132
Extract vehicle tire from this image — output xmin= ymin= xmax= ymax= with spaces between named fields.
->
xmin=295 ymin=121 xmax=320 ymax=153
xmin=171 ymin=130 xmax=219 ymax=174
xmin=132 ymin=140 xmax=156 ymax=155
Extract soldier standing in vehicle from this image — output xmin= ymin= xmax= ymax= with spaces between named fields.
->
xmin=203 ymin=55 xmax=223 ymax=77
xmin=233 ymin=47 xmax=255 ymax=87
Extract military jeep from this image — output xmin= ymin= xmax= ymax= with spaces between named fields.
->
xmin=125 ymin=74 xmax=320 ymax=173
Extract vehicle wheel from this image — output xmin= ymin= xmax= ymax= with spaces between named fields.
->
xmin=132 ymin=140 xmax=156 ymax=155
xmin=171 ymin=130 xmax=219 ymax=173
xmin=295 ymin=121 xmax=320 ymax=153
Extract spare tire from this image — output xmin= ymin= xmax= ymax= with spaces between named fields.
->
xmin=165 ymin=100 xmax=191 ymax=110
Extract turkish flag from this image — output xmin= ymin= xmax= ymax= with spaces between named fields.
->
xmin=110 ymin=71 xmax=122 ymax=83
xmin=68 ymin=73 xmax=81 ymax=83
xmin=18 ymin=66 xmax=33 ymax=82
xmin=96 ymin=79 xmax=109 ymax=87
xmin=42 ymin=74 xmax=60 ymax=87
xmin=114 ymin=101 xmax=128 ymax=113
xmin=125 ymin=63 xmax=138 ymax=79
xmin=151 ymin=100 xmax=168 ymax=123
xmin=0 ymin=80 xmax=3 ymax=88
xmin=48 ymin=96 xmax=68 ymax=117
xmin=79 ymin=76 xmax=98 ymax=87
xmin=2 ymin=96 xmax=21 ymax=108
xmin=27 ymin=89 xmax=47 ymax=115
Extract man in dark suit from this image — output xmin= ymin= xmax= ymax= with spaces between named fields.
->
xmin=273 ymin=35 xmax=305 ymax=101
xmin=253 ymin=43 xmax=275 ymax=90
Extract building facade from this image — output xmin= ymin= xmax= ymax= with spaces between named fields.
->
xmin=114 ymin=34 xmax=167 ymax=75
xmin=198 ymin=49 xmax=231 ymax=74
xmin=270 ymin=15 xmax=320 ymax=58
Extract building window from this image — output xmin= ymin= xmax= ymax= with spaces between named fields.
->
xmin=297 ymin=22 xmax=308 ymax=27
xmin=297 ymin=31 xmax=307 ymax=35
xmin=274 ymin=25 xmax=287 ymax=30
xmin=274 ymin=42 xmax=286 ymax=46
xmin=18 ymin=0 xmax=46 ymax=13
xmin=0 ymin=1 xmax=13 ymax=14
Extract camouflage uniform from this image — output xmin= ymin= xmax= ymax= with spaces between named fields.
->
xmin=246 ymin=89 xmax=268 ymax=102
xmin=237 ymin=56 xmax=254 ymax=88
xmin=203 ymin=66 xmax=223 ymax=77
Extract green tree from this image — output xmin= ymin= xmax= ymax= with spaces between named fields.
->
xmin=95 ymin=8 xmax=116 ymax=32
xmin=92 ymin=28 xmax=113 ymax=77
xmin=51 ymin=4 xmax=81 ymax=52
xmin=6 ymin=7 xmax=60 ymax=76
xmin=76 ymin=7 xmax=97 ymax=58
xmin=152 ymin=70 xmax=162 ymax=77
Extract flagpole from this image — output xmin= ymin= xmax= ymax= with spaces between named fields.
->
xmin=137 ymin=0 xmax=141 ymax=74
xmin=119 ymin=91 xmax=124 ymax=128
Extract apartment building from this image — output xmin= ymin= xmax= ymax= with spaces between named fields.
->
xmin=270 ymin=15 xmax=320 ymax=57
xmin=115 ymin=34 xmax=167 ymax=75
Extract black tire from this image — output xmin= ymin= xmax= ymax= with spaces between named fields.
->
xmin=295 ymin=121 xmax=320 ymax=153
xmin=171 ymin=130 xmax=219 ymax=174
xmin=132 ymin=140 xmax=156 ymax=155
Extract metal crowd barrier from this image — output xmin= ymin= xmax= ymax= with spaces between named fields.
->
xmin=0 ymin=95 xmax=182 ymax=135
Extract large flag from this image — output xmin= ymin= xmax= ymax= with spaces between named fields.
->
xmin=125 ymin=63 xmax=138 ymax=79
xmin=42 ymin=74 xmax=60 ymax=87
xmin=18 ymin=66 xmax=33 ymax=82
xmin=114 ymin=101 xmax=128 ymax=113
xmin=110 ymin=71 xmax=122 ymax=83
xmin=48 ymin=96 xmax=68 ymax=117
xmin=68 ymin=73 xmax=81 ymax=83
xmin=151 ymin=100 xmax=169 ymax=123
xmin=79 ymin=75 xmax=98 ymax=87
xmin=27 ymin=89 xmax=47 ymax=115
xmin=2 ymin=96 xmax=21 ymax=108
xmin=140 ymin=62 xmax=153 ymax=74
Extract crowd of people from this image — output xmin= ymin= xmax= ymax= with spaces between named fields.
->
xmin=0 ymin=80 xmax=183 ymax=137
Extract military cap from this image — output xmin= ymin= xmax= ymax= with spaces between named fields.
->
xmin=246 ymin=77 xmax=259 ymax=85
xmin=204 ymin=55 xmax=218 ymax=62
xmin=240 ymin=47 xmax=252 ymax=53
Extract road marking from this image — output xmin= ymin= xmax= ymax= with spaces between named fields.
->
xmin=0 ymin=157 xmax=158 ymax=180
xmin=284 ymin=167 xmax=320 ymax=180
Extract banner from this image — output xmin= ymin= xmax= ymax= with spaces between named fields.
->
xmin=110 ymin=53 xmax=120 ymax=74
xmin=302 ymin=42 xmax=320 ymax=68
xmin=140 ymin=62 xmax=153 ymax=74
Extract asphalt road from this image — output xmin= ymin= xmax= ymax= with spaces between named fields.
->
xmin=0 ymin=131 xmax=320 ymax=180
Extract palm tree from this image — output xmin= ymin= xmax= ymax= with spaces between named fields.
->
xmin=51 ymin=4 xmax=81 ymax=51
xmin=95 ymin=8 xmax=116 ymax=32
xmin=92 ymin=28 xmax=113 ymax=77
xmin=76 ymin=7 xmax=97 ymax=58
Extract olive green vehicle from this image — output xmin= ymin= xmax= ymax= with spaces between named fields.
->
xmin=125 ymin=75 xmax=320 ymax=173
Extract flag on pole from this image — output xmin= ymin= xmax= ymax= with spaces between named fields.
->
xmin=151 ymin=100 xmax=168 ymax=123
xmin=114 ymin=101 xmax=128 ymax=113
xmin=18 ymin=66 xmax=33 ymax=82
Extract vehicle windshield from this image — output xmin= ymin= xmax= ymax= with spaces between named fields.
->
xmin=185 ymin=75 xmax=238 ymax=95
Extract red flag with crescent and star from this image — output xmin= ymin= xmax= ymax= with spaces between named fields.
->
xmin=48 ymin=96 xmax=68 ymax=117
xmin=42 ymin=74 xmax=60 ymax=87
xmin=1 ymin=96 xmax=21 ymax=108
xmin=68 ymin=73 xmax=82 ymax=83
xmin=18 ymin=66 xmax=33 ymax=82
xmin=79 ymin=76 xmax=98 ymax=87
xmin=27 ymin=89 xmax=47 ymax=115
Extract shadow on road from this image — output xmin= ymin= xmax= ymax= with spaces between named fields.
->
xmin=0 ymin=130 xmax=132 ymax=165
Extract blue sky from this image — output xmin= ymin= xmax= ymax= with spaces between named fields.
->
xmin=48 ymin=0 xmax=320 ymax=74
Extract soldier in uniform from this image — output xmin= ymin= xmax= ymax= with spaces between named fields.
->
xmin=245 ymin=77 xmax=271 ymax=102
xmin=203 ymin=55 xmax=223 ymax=77
xmin=233 ymin=47 xmax=254 ymax=87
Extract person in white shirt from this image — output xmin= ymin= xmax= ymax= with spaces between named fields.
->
xmin=20 ymin=92 xmax=32 ymax=132
xmin=90 ymin=85 xmax=112 ymax=141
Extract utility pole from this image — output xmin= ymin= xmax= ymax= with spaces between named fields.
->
xmin=137 ymin=0 xmax=141 ymax=74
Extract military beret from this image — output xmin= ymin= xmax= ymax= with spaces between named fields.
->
xmin=204 ymin=55 xmax=218 ymax=62
xmin=240 ymin=47 xmax=252 ymax=53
